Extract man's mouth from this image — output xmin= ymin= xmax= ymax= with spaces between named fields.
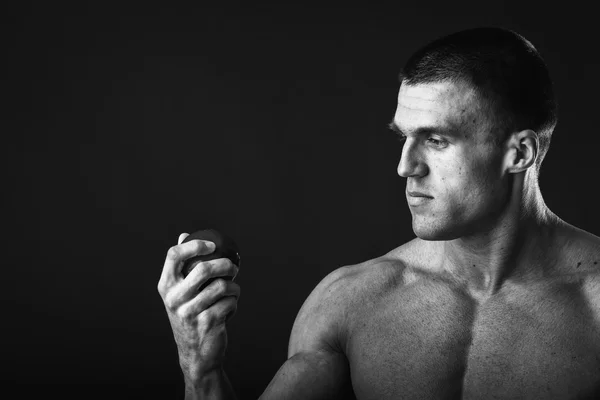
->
xmin=407 ymin=190 xmax=433 ymax=198
xmin=406 ymin=191 xmax=433 ymax=207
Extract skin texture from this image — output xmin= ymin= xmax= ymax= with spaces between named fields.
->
xmin=343 ymin=235 xmax=600 ymax=400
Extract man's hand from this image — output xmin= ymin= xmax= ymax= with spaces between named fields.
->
xmin=157 ymin=233 xmax=241 ymax=381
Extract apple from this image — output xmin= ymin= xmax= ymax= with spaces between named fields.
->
xmin=181 ymin=229 xmax=241 ymax=283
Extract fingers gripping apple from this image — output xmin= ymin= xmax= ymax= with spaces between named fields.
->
xmin=157 ymin=229 xmax=241 ymax=383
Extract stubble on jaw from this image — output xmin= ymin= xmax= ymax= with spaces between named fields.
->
xmin=399 ymin=81 xmax=510 ymax=242
xmin=426 ymin=87 xmax=509 ymax=241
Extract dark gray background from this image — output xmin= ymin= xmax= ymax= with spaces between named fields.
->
xmin=4 ymin=2 xmax=599 ymax=399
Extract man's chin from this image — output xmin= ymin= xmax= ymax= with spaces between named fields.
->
xmin=412 ymin=221 xmax=460 ymax=241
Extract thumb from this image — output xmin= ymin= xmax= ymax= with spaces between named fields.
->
xmin=178 ymin=233 xmax=189 ymax=245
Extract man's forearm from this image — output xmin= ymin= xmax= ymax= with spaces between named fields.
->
xmin=184 ymin=368 xmax=238 ymax=400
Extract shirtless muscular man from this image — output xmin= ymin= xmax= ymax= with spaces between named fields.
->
xmin=157 ymin=27 xmax=600 ymax=399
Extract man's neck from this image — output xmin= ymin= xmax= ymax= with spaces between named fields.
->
xmin=440 ymin=172 xmax=561 ymax=300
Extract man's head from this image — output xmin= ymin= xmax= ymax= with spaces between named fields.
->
xmin=392 ymin=27 xmax=558 ymax=240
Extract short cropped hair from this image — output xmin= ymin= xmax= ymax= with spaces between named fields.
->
xmin=399 ymin=27 xmax=558 ymax=169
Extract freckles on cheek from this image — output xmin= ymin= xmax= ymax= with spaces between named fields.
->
xmin=435 ymin=157 xmax=462 ymax=187
xmin=442 ymin=161 xmax=477 ymax=202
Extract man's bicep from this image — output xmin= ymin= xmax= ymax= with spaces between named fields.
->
xmin=258 ymin=350 xmax=351 ymax=400
xmin=259 ymin=267 xmax=354 ymax=400
xmin=288 ymin=266 xmax=351 ymax=356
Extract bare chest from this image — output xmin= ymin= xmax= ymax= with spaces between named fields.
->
xmin=345 ymin=277 xmax=600 ymax=400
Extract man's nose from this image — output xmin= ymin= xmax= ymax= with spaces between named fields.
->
xmin=397 ymin=141 xmax=428 ymax=178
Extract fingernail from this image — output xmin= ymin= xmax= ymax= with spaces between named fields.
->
xmin=206 ymin=241 xmax=216 ymax=251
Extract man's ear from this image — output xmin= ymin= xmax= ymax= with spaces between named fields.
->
xmin=504 ymin=129 xmax=539 ymax=173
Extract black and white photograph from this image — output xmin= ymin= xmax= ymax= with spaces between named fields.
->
xmin=4 ymin=2 xmax=600 ymax=399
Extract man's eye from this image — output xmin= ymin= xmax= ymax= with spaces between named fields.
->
xmin=397 ymin=135 xmax=407 ymax=144
xmin=427 ymin=137 xmax=446 ymax=147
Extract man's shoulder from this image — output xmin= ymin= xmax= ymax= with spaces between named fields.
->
xmin=288 ymin=248 xmax=410 ymax=355
xmin=574 ymin=232 xmax=600 ymax=320
xmin=294 ymin=239 xmax=428 ymax=322
xmin=553 ymin=222 xmax=600 ymax=275
xmin=567 ymin=224 xmax=600 ymax=258
xmin=287 ymin=240 xmax=422 ymax=351
xmin=550 ymin=222 xmax=600 ymax=308
xmin=331 ymin=237 xmax=441 ymax=299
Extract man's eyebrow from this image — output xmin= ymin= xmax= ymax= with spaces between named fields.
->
xmin=387 ymin=120 xmax=457 ymax=137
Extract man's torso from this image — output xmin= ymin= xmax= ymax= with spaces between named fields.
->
xmin=340 ymin=233 xmax=600 ymax=400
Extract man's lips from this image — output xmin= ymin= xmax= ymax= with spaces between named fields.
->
xmin=406 ymin=190 xmax=433 ymax=208
xmin=407 ymin=191 xmax=433 ymax=198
